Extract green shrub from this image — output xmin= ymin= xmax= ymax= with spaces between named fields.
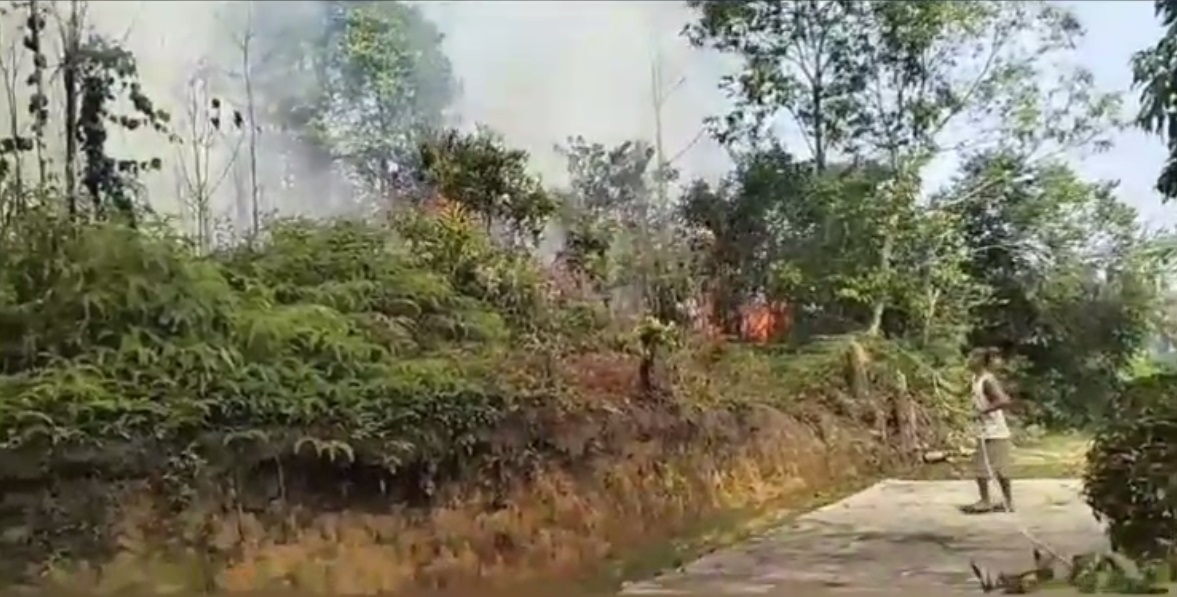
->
xmin=0 ymin=213 xmax=533 ymax=480
xmin=0 ymin=214 xmax=239 ymax=372
xmin=221 ymin=218 xmax=511 ymax=349
xmin=392 ymin=208 xmax=547 ymax=332
xmin=1083 ymin=373 xmax=1177 ymax=558
xmin=0 ymin=206 xmax=965 ymax=507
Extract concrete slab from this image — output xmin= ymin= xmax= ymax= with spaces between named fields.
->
xmin=621 ymin=479 xmax=1107 ymax=595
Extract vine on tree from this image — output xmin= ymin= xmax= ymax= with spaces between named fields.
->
xmin=0 ymin=0 xmax=174 ymax=223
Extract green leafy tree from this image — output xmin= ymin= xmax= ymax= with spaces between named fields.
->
xmin=555 ymin=137 xmax=656 ymax=301
xmin=679 ymin=144 xmax=808 ymax=334
xmin=0 ymin=0 xmax=172 ymax=223
xmin=559 ymin=137 xmax=654 ymax=219
xmin=318 ymin=0 xmax=456 ymax=197
xmin=1132 ymin=0 xmax=1177 ymax=200
xmin=239 ymin=0 xmax=457 ymax=203
xmin=686 ymin=0 xmax=1120 ymax=337
xmin=419 ymin=127 xmax=556 ymax=246
xmin=683 ymin=0 xmax=871 ymax=166
xmin=947 ymin=152 xmax=1162 ymax=424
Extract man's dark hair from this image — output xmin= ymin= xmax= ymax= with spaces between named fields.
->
xmin=971 ymin=346 xmax=1001 ymax=368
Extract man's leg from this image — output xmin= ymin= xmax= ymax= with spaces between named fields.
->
xmin=975 ymin=477 xmax=992 ymax=503
xmin=997 ymin=476 xmax=1013 ymax=511
xmin=970 ymin=438 xmax=993 ymax=509
xmin=988 ymin=438 xmax=1015 ymax=511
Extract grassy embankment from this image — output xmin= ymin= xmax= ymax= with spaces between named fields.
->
xmin=0 ymin=214 xmax=965 ymax=595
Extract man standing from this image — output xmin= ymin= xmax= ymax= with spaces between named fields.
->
xmin=961 ymin=347 xmax=1015 ymax=514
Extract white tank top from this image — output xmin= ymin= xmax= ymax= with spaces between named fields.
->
xmin=972 ymin=372 xmax=1011 ymax=439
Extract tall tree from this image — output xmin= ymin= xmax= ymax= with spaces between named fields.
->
xmin=318 ymin=0 xmax=456 ymax=198
xmin=231 ymin=0 xmax=457 ymax=209
xmin=679 ymin=144 xmax=810 ymax=333
xmin=684 ymin=1 xmax=871 ymax=170
xmin=419 ymin=127 xmax=555 ymax=246
xmin=948 ymin=152 xmax=1162 ymax=424
xmin=1132 ymin=0 xmax=1177 ymax=201
xmin=686 ymin=0 xmax=1120 ymax=336
xmin=0 ymin=0 xmax=172 ymax=223
xmin=555 ymin=137 xmax=655 ymax=298
xmin=553 ymin=136 xmax=696 ymax=319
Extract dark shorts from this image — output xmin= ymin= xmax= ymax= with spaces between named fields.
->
xmin=973 ymin=437 xmax=1012 ymax=478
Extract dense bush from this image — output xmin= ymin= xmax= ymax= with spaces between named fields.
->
xmin=0 ymin=209 xmax=554 ymax=485
xmin=0 ymin=201 xmax=960 ymax=484
xmin=1083 ymin=373 xmax=1177 ymax=559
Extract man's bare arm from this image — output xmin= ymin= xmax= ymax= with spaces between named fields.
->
xmin=981 ymin=378 xmax=1012 ymax=413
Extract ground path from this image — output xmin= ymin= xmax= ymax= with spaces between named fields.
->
xmin=620 ymin=434 xmax=1101 ymax=595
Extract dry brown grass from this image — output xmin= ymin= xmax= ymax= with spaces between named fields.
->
xmin=20 ymin=346 xmax=926 ymax=596
xmin=33 ymin=409 xmax=886 ymax=596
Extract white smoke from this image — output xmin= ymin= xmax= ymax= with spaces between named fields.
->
xmin=41 ymin=0 xmax=733 ymax=236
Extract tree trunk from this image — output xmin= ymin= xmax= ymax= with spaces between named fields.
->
xmin=867 ymin=231 xmax=892 ymax=336
xmin=61 ymin=0 xmax=80 ymax=209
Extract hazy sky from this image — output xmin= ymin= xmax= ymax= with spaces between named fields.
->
xmin=431 ymin=1 xmax=1177 ymax=231
xmin=1067 ymin=0 xmax=1172 ymax=231
xmin=84 ymin=0 xmax=1177 ymax=231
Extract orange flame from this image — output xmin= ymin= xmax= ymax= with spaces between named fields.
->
xmin=422 ymin=195 xmax=792 ymax=344
xmin=739 ymin=300 xmax=792 ymax=343
xmin=687 ymin=291 xmax=791 ymax=344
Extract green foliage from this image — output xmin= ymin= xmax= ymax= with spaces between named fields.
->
xmin=682 ymin=0 xmax=871 ymax=155
xmin=672 ymin=0 xmax=1157 ymax=430
xmin=324 ymin=0 xmax=456 ymax=193
xmin=684 ymin=0 xmax=1115 ymax=161
xmin=0 ymin=1 xmax=172 ymax=222
xmin=73 ymin=35 xmax=173 ymax=218
xmin=222 ymin=217 xmax=512 ymax=348
xmin=392 ymin=205 xmax=548 ymax=332
xmin=676 ymin=145 xmax=980 ymax=353
xmin=0 ymin=208 xmax=538 ymax=478
xmin=680 ymin=145 xmax=803 ymax=333
xmin=559 ymin=136 xmax=655 ymax=219
xmin=243 ymin=0 xmax=457 ymax=200
xmin=682 ymin=0 xmax=1120 ymax=353
xmin=420 ymin=128 xmax=557 ymax=244
xmin=555 ymin=136 xmax=666 ymax=314
xmin=700 ymin=334 xmax=966 ymax=423
xmin=559 ymin=210 xmax=613 ymax=290
xmin=0 ymin=1 xmax=1167 ymax=583
xmin=1084 ymin=374 xmax=1177 ymax=560
xmin=946 ymin=152 xmax=1163 ymax=426
xmin=1132 ymin=0 xmax=1177 ymax=200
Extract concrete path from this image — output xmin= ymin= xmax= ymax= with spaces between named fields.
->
xmin=621 ymin=478 xmax=1106 ymax=595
